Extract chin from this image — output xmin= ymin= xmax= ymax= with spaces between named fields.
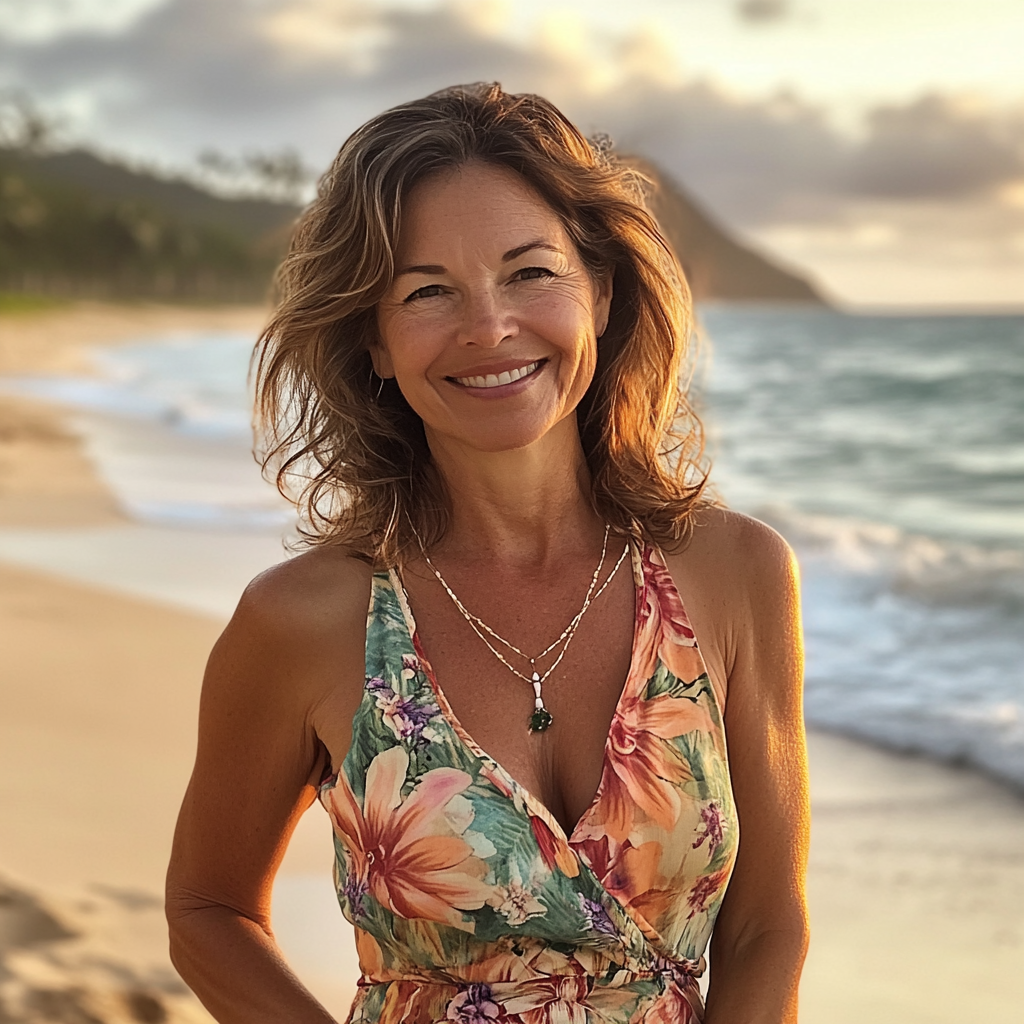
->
xmin=422 ymin=395 xmax=582 ymax=457
xmin=462 ymin=425 xmax=552 ymax=454
xmin=426 ymin=409 xmax=566 ymax=456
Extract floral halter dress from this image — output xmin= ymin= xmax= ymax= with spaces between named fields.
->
xmin=318 ymin=543 xmax=738 ymax=1024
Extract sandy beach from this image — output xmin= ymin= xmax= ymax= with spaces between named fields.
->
xmin=2 ymin=303 xmax=1022 ymax=1023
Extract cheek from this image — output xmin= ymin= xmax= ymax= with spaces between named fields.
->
xmin=377 ymin=313 xmax=446 ymax=378
xmin=524 ymin=292 xmax=598 ymax=353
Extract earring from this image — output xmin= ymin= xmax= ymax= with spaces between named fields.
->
xmin=368 ymin=364 xmax=385 ymax=401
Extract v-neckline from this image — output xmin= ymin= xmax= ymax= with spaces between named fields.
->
xmin=387 ymin=540 xmax=645 ymax=845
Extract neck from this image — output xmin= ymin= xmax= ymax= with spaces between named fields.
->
xmin=424 ymin=415 xmax=604 ymax=568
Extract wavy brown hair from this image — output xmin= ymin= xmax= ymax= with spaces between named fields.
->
xmin=255 ymin=82 xmax=709 ymax=566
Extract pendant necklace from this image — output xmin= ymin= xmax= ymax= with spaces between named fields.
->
xmin=419 ymin=526 xmax=629 ymax=733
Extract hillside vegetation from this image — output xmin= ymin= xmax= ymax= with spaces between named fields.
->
xmin=0 ymin=147 xmax=294 ymax=300
xmin=0 ymin=145 xmax=825 ymax=304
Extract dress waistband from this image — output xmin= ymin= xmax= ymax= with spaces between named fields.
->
xmin=357 ymin=956 xmax=706 ymax=991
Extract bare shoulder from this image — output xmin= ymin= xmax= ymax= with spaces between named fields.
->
xmin=665 ymin=506 xmax=798 ymax=603
xmin=170 ymin=547 xmax=376 ymax=919
xmin=204 ymin=545 xmax=374 ymax=723
xmin=234 ymin=544 xmax=375 ymax=644
xmin=660 ymin=507 xmax=802 ymax=692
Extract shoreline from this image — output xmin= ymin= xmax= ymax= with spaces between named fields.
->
xmin=0 ymin=301 xmax=270 ymax=531
xmin=2 ymin=303 xmax=1023 ymax=1022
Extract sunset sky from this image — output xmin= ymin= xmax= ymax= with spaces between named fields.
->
xmin=2 ymin=0 xmax=1023 ymax=308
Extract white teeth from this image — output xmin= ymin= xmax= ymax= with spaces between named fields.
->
xmin=454 ymin=361 xmax=540 ymax=389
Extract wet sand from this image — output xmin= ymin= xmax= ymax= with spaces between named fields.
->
xmin=1 ymin=302 xmax=1022 ymax=1022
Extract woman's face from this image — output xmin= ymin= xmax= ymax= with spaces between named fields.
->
xmin=374 ymin=161 xmax=612 ymax=456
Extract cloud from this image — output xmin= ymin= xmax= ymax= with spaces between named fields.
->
xmin=848 ymin=95 xmax=1024 ymax=199
xmin=577 ymin=83 xmax=849 ymax=223
xmin=0 ymin=0 xmax=570 ymax=166
xmin=734 ymin=0 xmax=792 ymax=25
xmin=1 ymin=0 xmax=1022 ymax=304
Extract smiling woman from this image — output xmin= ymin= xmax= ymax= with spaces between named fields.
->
xmin=165 ymin=83 xmax=809 ymax=1024
xmin=373 ymin=163 xmax=612 ymax=458
xmin=252 ymin=83 xmax=705 ymax=562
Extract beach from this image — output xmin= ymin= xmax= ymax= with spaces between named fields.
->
xmin=2 ymin=303 xmax=1022 ymax=1023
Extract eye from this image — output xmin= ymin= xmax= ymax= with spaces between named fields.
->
xmin=403 ymin=284 xmax=446 ymax=303
xmin=514 ymin=266 xmax=555 ymax=282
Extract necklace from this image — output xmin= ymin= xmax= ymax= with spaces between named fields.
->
xmin=419 ymin=526 xmax=630 ymax=733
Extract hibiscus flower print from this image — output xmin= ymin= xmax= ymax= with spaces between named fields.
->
xmin=499 ymin=972 xmax=592 ymax=1024
xmin=365 ymin=676 xmax=439 ymax=744
xmin=530 ymin=811 xmax=580 ymax=878
xmin=588 ymin=685 xmax=714 ymax=842
xmin=643 ymin=974 xmax=702 ymax=1024
xmin=324 ymin=745 xmax=493 ymax=931
xmin=576 ymin=894 xmax=617 ymax=937
xmin=329 ymin=556 xmax=739 ymax=1024
xmin=685 ymin=868 xmax=731 ymax=920
xmin=446 ymin=983 xmax=502 ymax=1024
xmin=635 ymin=546 xmax=700 ymax=683
xmin=692 ymin=802 xmax=725 ymax=852
xmin=487 ymin=865 xmax=546 ymax=926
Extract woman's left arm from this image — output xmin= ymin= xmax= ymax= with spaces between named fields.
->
xmin=673 ymin=512 xmax=811 ymax=1023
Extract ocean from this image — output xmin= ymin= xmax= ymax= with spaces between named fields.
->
xmin=700 ymin=306 xmax=1024 ymax=790
xmin=1 ymin=308 xmax=1022 ymax=790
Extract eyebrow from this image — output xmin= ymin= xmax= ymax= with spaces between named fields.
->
xmin=394 ymin=239 xmax=565 ymax=277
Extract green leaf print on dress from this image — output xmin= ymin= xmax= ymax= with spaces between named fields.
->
xmin=318 ymin=543 xmax=738 ymax=1023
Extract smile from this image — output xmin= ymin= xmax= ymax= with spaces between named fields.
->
xmin=449 ymin=360 xmax=543 ymax=389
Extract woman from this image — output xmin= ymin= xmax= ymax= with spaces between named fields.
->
xmin=166 ymin=83 xmax=809 ymax=1024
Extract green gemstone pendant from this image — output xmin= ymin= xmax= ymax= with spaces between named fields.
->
xmin=528 ymin=672 xmax=552 ymax=732
xmin=529 ymin=707 xmax=553 ymax=733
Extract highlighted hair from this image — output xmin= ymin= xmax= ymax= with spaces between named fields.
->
xmin=255 ymin=83 xmax=709 ymax=565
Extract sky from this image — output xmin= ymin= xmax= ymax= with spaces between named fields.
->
xmin=1 ymin=0 xmax=1023 ymax=309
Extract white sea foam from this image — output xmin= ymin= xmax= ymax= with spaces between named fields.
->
xmin=759 ymin=505 xmax=1024 ymax=609
xmin=747 ymin=504 xmax=1024 ymax=790
xmin=0 ymin=332 xmax=292 ymax=530
xmin=698 ymin=306 xmax=1024 ymax=791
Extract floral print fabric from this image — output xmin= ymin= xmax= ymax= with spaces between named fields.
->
xmin=318 ymin=544 xmax=738 ymax=1023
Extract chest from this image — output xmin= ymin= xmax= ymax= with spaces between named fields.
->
xmin=321 ymin=549 xmax=740 ymax=964
xmin=399 ymin=557 xmax=637 ymax=836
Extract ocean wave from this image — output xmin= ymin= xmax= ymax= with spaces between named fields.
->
xmin=0 ymin=371 xmax=253 ymax=439
xmin=756 ymin=505 xmax=1024 ymax=790
xmin=754 ymin=504 xmax=1024 ymax=611
xmin=122 ymin=499 xmax=294 ymax=531
xmin=0 ymin=330 xmax=257 ymax=441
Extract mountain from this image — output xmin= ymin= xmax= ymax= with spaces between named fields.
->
xmin=20 ymin=148 xmax=296 ymax=242
xmin=635 ymin=159 xmax=827 ymax=304
xmin=0 ymin=147 xmax=296 ymax=300
xmin=0 ymin=145 xmax=825 ymax=304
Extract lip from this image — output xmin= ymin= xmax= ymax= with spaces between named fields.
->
xmin=445 ymin=357 xmax=546 ymax=380
xmin=444 ymin=358 xmax=547 ymax=392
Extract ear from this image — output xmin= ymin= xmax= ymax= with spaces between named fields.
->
xmin=369 ymin=343 xmax=396 ymax=379
xmin=593 ymin=271 xmax=613 ymax=339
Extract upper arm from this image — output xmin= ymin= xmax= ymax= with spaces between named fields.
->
xmin=668 ymin=512 xmax=809 ymax=944
xmin=166 ymin=552 xmax=370 ymax=929
xmin=716 ymin=516 xmax=809 ymax=945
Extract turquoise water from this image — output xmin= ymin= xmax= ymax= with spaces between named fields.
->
xmin=2 ymin=308 xmax=1022 ymax=787
xmin=700 ymin=307 xmax=1024 ymax=788
xmin=700 ymin=307 xmax=1024 ymax=548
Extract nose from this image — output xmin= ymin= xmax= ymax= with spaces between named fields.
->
xmin=457 ymin=285 xmax=518 ymax=348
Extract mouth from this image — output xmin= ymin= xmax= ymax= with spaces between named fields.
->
xmin=447 ymin=359 xmax=545 ymax=389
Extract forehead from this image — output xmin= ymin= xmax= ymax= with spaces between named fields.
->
xmin=396 ymin=162 xmax=570 ymax=259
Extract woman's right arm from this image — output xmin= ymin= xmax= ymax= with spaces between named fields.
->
xmin=165 ymin=552 xmax=370 ymax=1024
